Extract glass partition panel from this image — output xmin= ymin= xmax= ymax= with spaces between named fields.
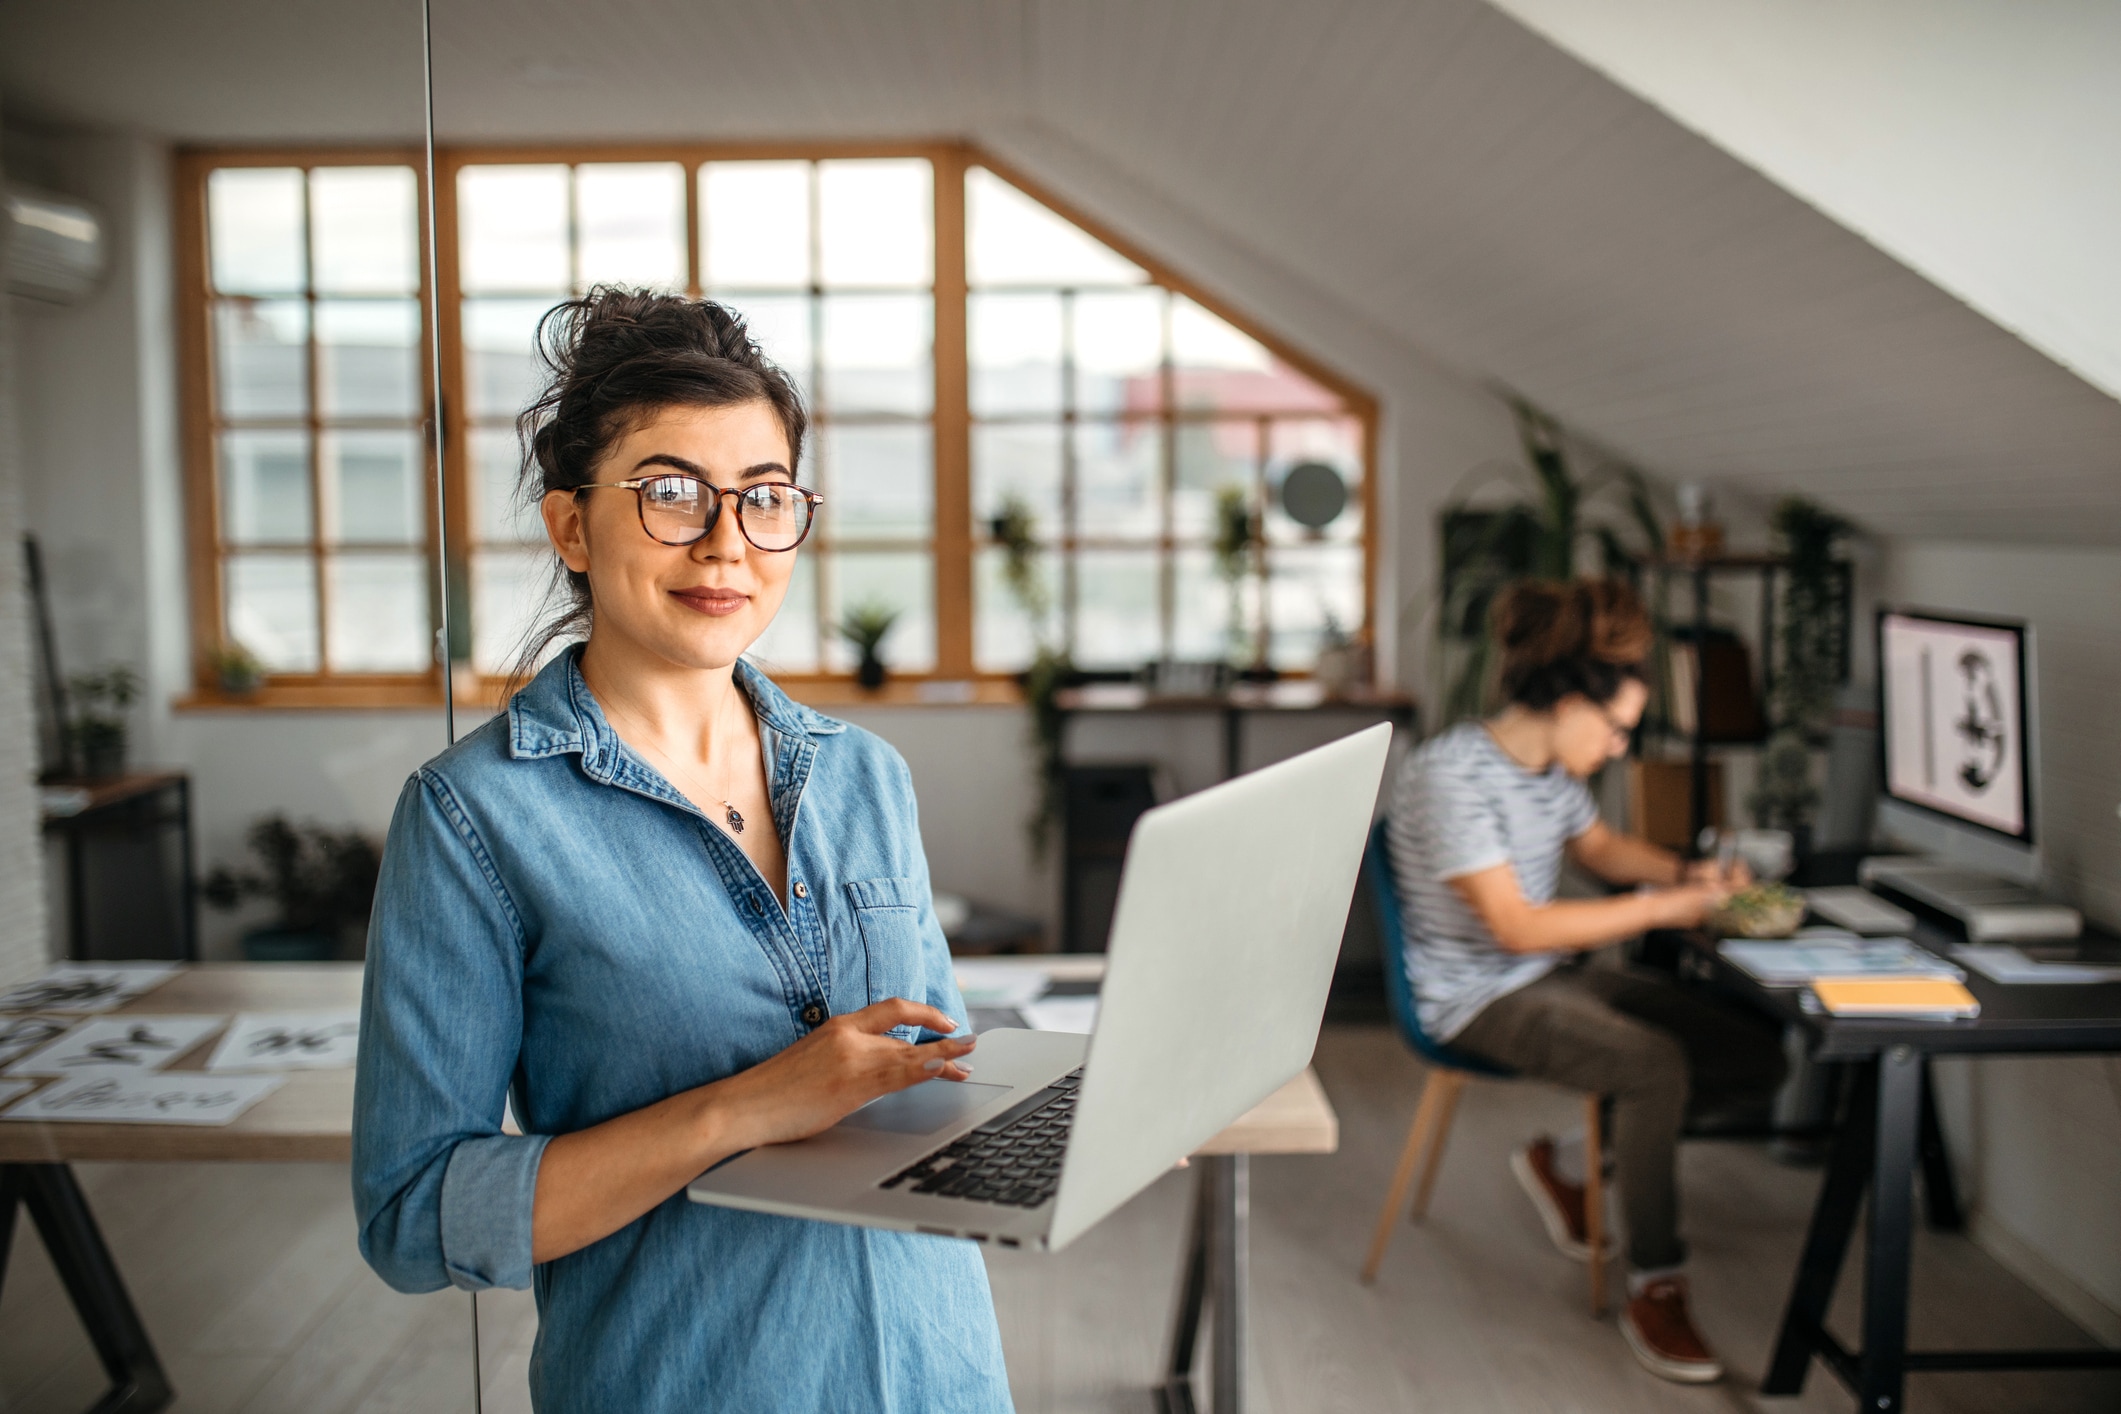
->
xmin=0 ymin=2 xmax=475 ymax=1409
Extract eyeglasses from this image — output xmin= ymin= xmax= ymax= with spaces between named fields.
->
xmin=1592 ymin=699 xmax=1638 ymax=747
xmin=575 ymin=475 xmax=823 ymax=552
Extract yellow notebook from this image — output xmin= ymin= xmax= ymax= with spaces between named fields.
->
xmin=1810 ymin=977 xmax=1981 ymax=1019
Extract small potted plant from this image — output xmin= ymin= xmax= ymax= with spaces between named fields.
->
xmin=210 ymin=640 xmax=267 ymax=697
xmin=202 ymin=815 xmax=383 ymax=962
xmin=66 ymin=665 xmax=140 ymax=779
xmin=837 ymin=600 xmax=901 ymax=691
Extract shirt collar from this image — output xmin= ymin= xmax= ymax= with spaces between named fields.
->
xmin=508 ymin=645 xmax=845 ymax=766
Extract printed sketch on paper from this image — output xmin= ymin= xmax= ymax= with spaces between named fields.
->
xmin=0 ymin=963 xmax=180 ymax=1014
xmin=208 ymin=1011 xmax=361 ymax=1072
xmin=2 ymin=1072 xmax=284 ymax=1127
xmin=0 ymin=1016 xmax=74 ymax=1068
xmin=5 ymin=1015 xmax=228 ymax=1076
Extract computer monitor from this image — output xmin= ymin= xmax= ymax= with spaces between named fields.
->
xmin=1875 ymin=608 xmax=2039 ymax=881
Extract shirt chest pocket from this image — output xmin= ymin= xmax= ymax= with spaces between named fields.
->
xmin=842 ymin=876 xmax=928 ymax=1036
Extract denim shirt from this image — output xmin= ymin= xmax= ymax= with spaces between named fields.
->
xmin=352 ymin=649 xmax=1012 ymax=1413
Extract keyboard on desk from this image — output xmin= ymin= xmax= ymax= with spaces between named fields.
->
xmin=881 ymin=1068 xmax=1082 ymax=1208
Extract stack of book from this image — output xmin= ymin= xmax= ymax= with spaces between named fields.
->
xmin=1719 ymin=933 xmax=1980 ymax=1020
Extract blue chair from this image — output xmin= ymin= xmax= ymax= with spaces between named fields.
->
xmin=1359 ymin=819 xmax=1608 ymax=1313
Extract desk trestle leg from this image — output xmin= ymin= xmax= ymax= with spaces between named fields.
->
xmin=1763 ymin=1060 xmax=1877 ymax=1396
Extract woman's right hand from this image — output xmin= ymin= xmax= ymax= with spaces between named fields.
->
xmin=701 ymin=998 xmax=977 ymax=1154
xmin=1646 ymin=880 xmax=1734 ymax=930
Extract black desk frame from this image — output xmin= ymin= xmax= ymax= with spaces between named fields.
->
xmin=0 ymin=1163 xmax=172 ymax=1413
xmin=1681 ymin=925 xmax=2121 ymax=1411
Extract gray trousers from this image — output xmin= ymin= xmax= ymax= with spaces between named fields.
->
xmin=1452 ymin=962 xmax=1787 ymax=1270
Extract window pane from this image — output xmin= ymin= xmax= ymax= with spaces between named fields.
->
xmin=823 ymin=550 xmax=933 ymax=672
xmin=310 ymin=167 xmax=418 ymax=295
xmin=324 ymin=430 xmax=424 ymax=544
xmin=459 ymin=165 xmax=569 ymax=293
xmin=1173 ymin=419 xmax=1258 ymax=540
xmin=226 ymin=553 xmax=318 ymax=671
xmin=820 ymin=424 xmax=931 ymax=538
xmin=972 ymin=423 xmax=1062 ymax=531
xmin=1074 ymin=289 xmax=1164 ymax=415
xmin=817 ymin=159 xmax=930 ymax=288
xmin=577 ymin=163 xmax=685 ymax=290
xmin=316 ymin=299 xmax=420 ymax=418
xmin=471 ymin=545 xmax=552 ymax=676
xmin=746 ymin=552 xmax=819 ymax=674
xmin=1171 ymin=297 xmax=1340 ymax=414
xmin=208 ymin=168 xmax=305 ymax=294
xmin=464 ymin=298 xmax=553 ymax=418
xmin=975 ymin=546 xmax=1052 ymax=673
xmin=1266 ymin=543 xmax=1364 ymax=670
xmin=1266 ymin=417 xmax=1364 ymax=545
xmin=819 ymin=294 xmax=930 ymax=416
xmin=214 ymin=300 xmax=308 ymax=419
xmin=326 ymin=553 xmax=429 ymax=671
xmin=1075 ymin=420 xmax=1160 ymax=539
xmin=967 ymin=168 xmax=1144 ymax=287
xmin=1073 ymin=550 xmax=1160 ymax=669
xmin=1175 ymin=546 xmax=1249 ymax=662
xmin=471 ymin=426 xmax=535 ymax=543
xmin=715 ymin=292 xmax=812 ymax=389
xmin=702 ymin=161 xmax=810 ymax=288
xmin=220 ymin=430 xmax=312 ymax=544
xmin=970 ymin=292 xmax=1061 ymax=417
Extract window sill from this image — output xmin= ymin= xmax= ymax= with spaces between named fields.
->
xmin=174 ymin=679 xmax=445 ymax=712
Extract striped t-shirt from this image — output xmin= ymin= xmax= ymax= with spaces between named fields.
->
xmin=1385 ymin=721 xmax=1600 ymax=1041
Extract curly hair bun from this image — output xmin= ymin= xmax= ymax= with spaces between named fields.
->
xmin=1492 ymin=577 xmax=1651 ymax=710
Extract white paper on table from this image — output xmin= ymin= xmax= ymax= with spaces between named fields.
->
xmin=0 ymin=963 xmax=180 ymax=1014
xmin=0 ymin=1078 xmax=35 ymax=1110
xmin=952 ymin=963 xmax=1051 ymax=1011
xmin=2 ymin=1072 xmax=284 ymax=1126
xmin=5 ymin=1015 xmax=228 ymax=1076
xmin=1020 ymin=997 xmax=1100 ymax=1035
xmin=207 ymin=1011 xmax=360 ymax=1072
xmin=0 ymin=1015 xmax=76 ymax=1068
xmin=1952 ymin=945 xmax=2121 ymax=986
xmin=1719 ymin=940 xmax=1963 ymax=986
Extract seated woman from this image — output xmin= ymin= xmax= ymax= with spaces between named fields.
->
xmin=353 ymin=290 xmax=1008 ymax=1412
xmin=1386 ymin=578 xmax=1784 ymax=1385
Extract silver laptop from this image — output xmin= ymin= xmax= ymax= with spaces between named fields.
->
xmin=687 ymin=722 xmax=1391 ymax=1252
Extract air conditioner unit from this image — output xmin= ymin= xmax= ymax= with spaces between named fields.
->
xmin=5 ymin=185 xmax=106 ymax=305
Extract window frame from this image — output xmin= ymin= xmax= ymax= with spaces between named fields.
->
xmin=177 ymin=142 xmax=1375 ymax=709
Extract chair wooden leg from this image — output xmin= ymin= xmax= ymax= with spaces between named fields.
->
xmin=1360 ymin=1069 xmax=1453 ymax=1283
xmin=1584 ymin=1093 xmax=1607 ymax=1318
xmin=1409 ymin=1070 xmax=1466 ymax=1221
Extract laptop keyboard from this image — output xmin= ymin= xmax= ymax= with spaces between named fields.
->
xmin=880 ymin=1068 xmax=1083 ymax=1208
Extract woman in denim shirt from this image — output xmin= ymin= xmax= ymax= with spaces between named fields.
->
xmin=352 ymin=290 xmax=1009 ymax=1411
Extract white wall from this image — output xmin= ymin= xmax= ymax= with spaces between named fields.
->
xmin=1879 ymin=539 xmax=2121 ymax=1342
xmin=1488 ymin=0 xmax=2121 ymax=400
xmin=0 ymin=98 xmax=54 ymax=985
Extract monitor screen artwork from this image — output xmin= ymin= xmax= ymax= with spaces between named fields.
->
xmin=1879 ymin=611 xmax=2030 ymax=841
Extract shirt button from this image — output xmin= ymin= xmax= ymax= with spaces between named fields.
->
xmin=801 ymin=1002 xmax=826 ymax=1027
xmin=793 ymin=881 xmax=808 ymax=900
xmin=748 ymin=896 xmax=765 ymax=916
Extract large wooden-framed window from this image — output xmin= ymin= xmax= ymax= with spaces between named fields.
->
xmin=180 ymin=143 xmax=1374 ymax=707
xmin=177 ymin=150 xmax=441 ymax=707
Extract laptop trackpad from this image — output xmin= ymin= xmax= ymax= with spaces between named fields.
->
xmin=837 ymin=1080 xmax=1011 ymax=1135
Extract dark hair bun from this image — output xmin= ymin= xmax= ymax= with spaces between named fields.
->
xmin=1492 ymin=578 xmax=1651 ymax=710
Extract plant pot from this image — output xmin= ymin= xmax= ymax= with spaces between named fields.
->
xmin=78 ymin=736 xmax=127 ymax=780
xmin=241 ymin=926 xmax=337 ymax=963
xmin=856 ymin=653 xmax=887 ymax=691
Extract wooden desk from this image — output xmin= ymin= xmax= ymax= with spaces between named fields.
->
xmin=1671 ymin=922 xmax=2121 ymax=1412
xmin=958 ymin=954 xmax=1337 ymax=1414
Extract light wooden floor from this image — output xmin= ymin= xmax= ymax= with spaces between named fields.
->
xmin=4 ymin=1025 xmax=2116 ymax=1412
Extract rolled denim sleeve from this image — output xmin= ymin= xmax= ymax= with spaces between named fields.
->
xmin=354 ymin=769 xmax=549 ymax=1293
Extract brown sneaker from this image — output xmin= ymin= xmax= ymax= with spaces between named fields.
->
xmin=1509 ymin=1137 xmax=1603 ymax=1261
xmin=1621 ymin=1276 xmax=1725 ymax=1384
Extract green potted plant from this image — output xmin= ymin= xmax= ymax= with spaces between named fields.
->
xmin=837 ymin=600 xmax=901 ymax=691
xmin=66 ymin=665 xmax=140 ymax=779
xmin=1748 ymin=497 xmax=1852 ymax=847
xmin=1212 ymin=483 xmax=1261 ymax=670
xmin=202 ymin=815 xmax=383 ymax=962
xmin=209 ymin=640 xmax=267 ymax=697
xmin=1435 ymin=399 xmax=1663 ymax=723
xmin=990 ymin=493 xmax=1076 ymax=853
